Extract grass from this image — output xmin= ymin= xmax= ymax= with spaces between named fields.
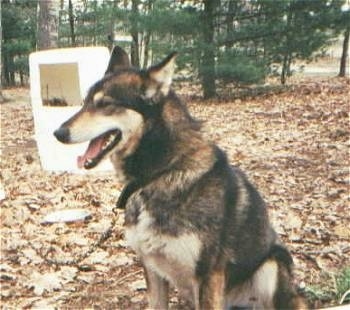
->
xmin=305 ymin=267 xmax=350 ymax=307
xmin=336 ymin=267 xmax=350 ymax=304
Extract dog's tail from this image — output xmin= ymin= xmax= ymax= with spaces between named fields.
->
xmin=271 ymin=245 xmax=308 ymax=310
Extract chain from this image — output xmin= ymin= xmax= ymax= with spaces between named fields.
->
xmin=29 ymin=207 xmax=121 ymax=267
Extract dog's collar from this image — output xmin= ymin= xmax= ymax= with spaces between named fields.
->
xmin=115 ymin=180 xmax=142 ymax=210
xmin=115 ymin=165 xmax=174 ymax=210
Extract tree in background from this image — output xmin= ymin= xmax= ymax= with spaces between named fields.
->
xmin=2 ymin=0 xmax=37 ymax=86
xmin=336 ymin=3 xmax=350 ymax=77
xmin=68 ymin=0 xmax=76 ymax=47
xmin=339 ymin=27 xmax=349 ymax=77
xmin=0 ymin=0 xmax=4 ymax=102
xmin=37 ymin=0 xmax=59 ymax=50
xmin=200 ymin=0 xmax=219 ymax=99
xmin=1 ymin=0 xmax=348 ymax=95
xmin=130 ymin=0 xmax=140 ymax=67
xmin=218 ymin=0 xmax=345 ymax=86
xmin=261 ymin=0 xmax=341 ymax=84
xmin=216 ymin=1 xmax=268 ymax=86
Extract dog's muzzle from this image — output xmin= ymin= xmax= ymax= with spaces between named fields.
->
xmin=54 ymin=127 xmax=71 ymax=144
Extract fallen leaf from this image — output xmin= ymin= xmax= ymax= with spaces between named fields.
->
xmin=21 ymin=247 xmax=44 ymax=264
xmin=26 ymin=271 xmax=62 ymax=295
xmin=129 ymin=279 xmax=147 ymax=291
xmin=83 ymin=250 xmax=109 ymax=264
xmin=60 ymin=266 xmax=78 ymax=283
xmin=333 ymin=224 xmax=349 ymax=239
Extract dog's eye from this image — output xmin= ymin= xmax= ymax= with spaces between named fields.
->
xmin=95 ymin=97 xmax=115 ymax=108
xmin=95 ymin=99 xmax=109 ymax=108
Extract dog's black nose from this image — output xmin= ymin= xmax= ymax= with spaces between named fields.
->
xmin=54 ymin=127 xmax=70 ymax=143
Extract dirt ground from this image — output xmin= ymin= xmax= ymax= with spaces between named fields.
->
xmin=0 ymin=77 xmax=349 ymax=309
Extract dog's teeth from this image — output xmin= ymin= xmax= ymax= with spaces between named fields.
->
xmin=102 ymin=134 xmax=116 ymax=150
xmin=108 ymin=134 xmax=115 ymax=143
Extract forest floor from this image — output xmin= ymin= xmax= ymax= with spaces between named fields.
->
xmin=1 ymin=76 xmax=349 ymax=309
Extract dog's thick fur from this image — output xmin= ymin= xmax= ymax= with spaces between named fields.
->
xmin=54 ymin=47 xmax=306 ymax=309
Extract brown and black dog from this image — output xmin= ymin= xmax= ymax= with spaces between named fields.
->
xmin=54 ymin=46 xmax=307 ymax=309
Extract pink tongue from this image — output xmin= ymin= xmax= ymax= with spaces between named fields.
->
xmin=77 ymin=137 xmax=105 ymax=169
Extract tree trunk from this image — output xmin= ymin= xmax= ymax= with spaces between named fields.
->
xmin=281 ymin=4 xmax=293 ymax=85
xmin=93 ymin=1 xmax=97 ymax=45
xmin=281 ymin=57 xmax=287 ymax=85
xmin=143 ymin=32 xmax=151 ymax=68
xmin=37 ymin=0 xmax=59 ymax=50
xmin=142 ymin=0 xmax=154 ymax=68
xmin=0 ymin=0 xmax=4 ymax=102
xmin=201 ymin=0 xmax=219 ymax=99
xmin=81 ymin=0 xmax=88 ymax=45
xmin=225 ymin=0 xmax=237 ymax=49
xmin=59 ymin=0 xmax=64 ymax=30
xmin=20 ymin=72 xmax=24 ymax=86
xmin=68 ymin=0 xmax=76 ymax=46
xmin=108 ymin=0 xmax=118 ymax=51
xmin=339 ymin=27 xmax=349 ymax=77
xmin=4 ymin=55 xmax=15 ymax=86
xmin=130 ymin=0 xmax=140 ymax=67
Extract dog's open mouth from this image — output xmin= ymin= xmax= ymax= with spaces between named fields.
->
xmin=77 ymin=129 xmax=121 ymax=169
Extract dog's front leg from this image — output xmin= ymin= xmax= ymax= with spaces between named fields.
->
xmin=143 ymin=264 xmax=169 ymax=310
xmin=199 ymin=269 xmax=226 ymax=310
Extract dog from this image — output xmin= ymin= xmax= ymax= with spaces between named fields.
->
xmin=54 ymin=46 xmax=307 ymax=309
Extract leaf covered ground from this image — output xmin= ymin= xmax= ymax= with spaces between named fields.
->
xmin=1 ymin=78 xmax=349 ymax=309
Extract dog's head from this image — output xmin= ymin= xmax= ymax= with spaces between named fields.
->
xmin=54 ymin=46 xmax=177 ymax=170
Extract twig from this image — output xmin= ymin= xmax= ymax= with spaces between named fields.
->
xmin=115 ymin=269 xmax=143 ymax=285
xmin=301 ymin=253 xmax=322 ymax=270
xmin=339 ymin=289 xmax=350 ymax=305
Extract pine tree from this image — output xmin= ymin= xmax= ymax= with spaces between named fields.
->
xmin=2 ymin=0 xmax=37 ymax=86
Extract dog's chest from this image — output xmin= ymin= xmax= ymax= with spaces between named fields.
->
xmin=125 ymin=204 xmax=202 ymax=290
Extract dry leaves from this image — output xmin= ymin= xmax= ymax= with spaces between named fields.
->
xmin=1 ymin=77 xmax=349 ymax=309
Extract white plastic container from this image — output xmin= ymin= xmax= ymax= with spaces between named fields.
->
xmin=29 ymin=47 xmax=114 ymax=172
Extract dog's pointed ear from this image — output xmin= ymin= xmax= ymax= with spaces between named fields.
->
xmin=145 ymin=52 xmax=177 ymax=98
xmin=105 ymin=46 xmax=130 ymax=74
